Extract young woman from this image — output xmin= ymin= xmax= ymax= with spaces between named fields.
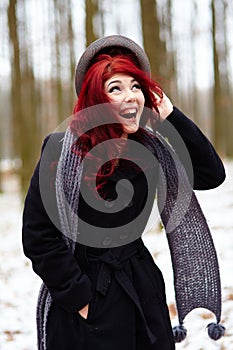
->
xmin=22 ymin=35 xmax=225 ymax=350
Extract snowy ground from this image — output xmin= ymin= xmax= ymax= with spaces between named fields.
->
xmin=0 ymin=161 xmax=232 ymax=350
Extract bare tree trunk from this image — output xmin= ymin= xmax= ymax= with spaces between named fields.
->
xmin=53 ymin=0 xmax=63 ymax=123
xmin=51 ymin=0 xmax=78 ymax=121
xmin=8 ymin=0 xmax=42 ymax=194
xmin=140 ymin=0 xmax=175 ymax=95
xmin=67 ymin=0 xmax=76 ymax=108
xmin=165 ymin=0 xmax=178 ymax=100
xmin=7 ymin=0 xmax=26 ymax=193
xmin=223 ymin=0 xmax=233 ymax=157
xmin=190 ymin=1 xmax=200 ymax=124
xmin=85 ymin=0 xmax=98 ymax=46
xmin=140 ymin=0 xmax=167 ymax=82
xmin=7 ymin=0 xmax=22 ymax=159
xmin=211 ymin=0 xmax=226 ymax=156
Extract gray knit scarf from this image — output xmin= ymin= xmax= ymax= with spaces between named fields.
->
xmin=36 ymin=126 xmax=224 ymax=349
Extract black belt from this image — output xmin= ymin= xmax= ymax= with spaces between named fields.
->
xmin=92 ymin=239 xmax=157 ymax=344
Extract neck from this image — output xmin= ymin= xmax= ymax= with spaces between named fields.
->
xmin=121 ymin=132 xmax=128 ymax=139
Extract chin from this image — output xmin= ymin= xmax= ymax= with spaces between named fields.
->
xmin=123 ymin=125 xmax=139 ymax=134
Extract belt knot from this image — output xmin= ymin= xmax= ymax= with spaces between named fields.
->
xmin=95 ymin=244 xmax=157 ymax=344
xmin=99 ymin=251 xmax=123 ymax=271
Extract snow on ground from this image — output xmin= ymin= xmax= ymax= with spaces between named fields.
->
xmin=0 ymin=161 xmax=232 ymax=350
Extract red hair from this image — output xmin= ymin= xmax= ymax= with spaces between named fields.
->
xmin=70 ymin=54 xmax=162 ymax=197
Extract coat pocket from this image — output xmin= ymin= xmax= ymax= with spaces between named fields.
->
xmin=77 ymin=295 xmax=98 ymax=323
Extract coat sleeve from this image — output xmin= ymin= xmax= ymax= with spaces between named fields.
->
xmin=22 ymin=134 xmax=92 ymax=313
xmin=157 ymin=107 xmax=226 ymax=190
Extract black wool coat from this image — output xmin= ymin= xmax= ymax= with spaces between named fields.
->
xmin=22 ymin=107 xmax=225 ymax=350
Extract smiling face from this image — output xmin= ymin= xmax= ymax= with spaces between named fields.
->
xmin=104 ymin=74 xmax=145 ymax=136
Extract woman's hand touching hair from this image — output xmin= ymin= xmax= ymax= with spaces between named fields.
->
xmin=152 ymin=91 xmax=173 ymax=122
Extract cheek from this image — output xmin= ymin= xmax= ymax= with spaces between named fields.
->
xmin=108 ymin=101 xmax=122 ymax=122
xmin=108 ymin=93 xmax=122 ymax=104
xmin=139 ymin=94 xmax=145 ymax=114
xmin=108 ymin=97 xmax=123 ymax=116
xmin=141 ymin=94 xmax=145 ymax=105
xmin=109 ymin=101 xmax=121 ymax=114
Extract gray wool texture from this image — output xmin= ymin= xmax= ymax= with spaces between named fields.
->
xmin=36 ymin=127 xmax=222 ymax=349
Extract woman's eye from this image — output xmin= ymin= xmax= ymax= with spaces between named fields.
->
xmin=108 ymin=86 xmax=120 ymax=93
xmin=132 ymin=83 xmax=141 ymax=90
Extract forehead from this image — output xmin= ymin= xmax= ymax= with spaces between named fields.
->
xmin=105 ymin=74 xmax=136 ymax=84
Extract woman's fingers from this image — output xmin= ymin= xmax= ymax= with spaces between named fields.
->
xmin=152 ymin=91 xmax=173 ymax=121
xmin=78 ymin=303 xmax=89 ymax=319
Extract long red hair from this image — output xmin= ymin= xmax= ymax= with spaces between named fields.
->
xmin=70 ymin=54 xmax=162 ymax=196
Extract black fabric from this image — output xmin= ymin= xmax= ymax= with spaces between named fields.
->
xmin=46 ymin=239 xmax=175 ymax=350
xmin=22 ymin=107 xmax=225 ymax=349
xmin=158 ymin=108 xmax=225 ymax=190
xmin=77 ymin=157 xmax=157 ymax=247
xmin=22 ymin=137 xmax=93 ymax=313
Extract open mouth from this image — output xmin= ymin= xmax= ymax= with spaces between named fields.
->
xmin=120 ymin=109 xmax=137 ymax=119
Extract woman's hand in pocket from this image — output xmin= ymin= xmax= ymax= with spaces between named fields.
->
xmin=78 ymin=303 xmax=89 ymax=319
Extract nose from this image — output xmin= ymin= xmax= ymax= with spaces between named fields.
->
xmin=124 ymin=89 xmax=136 ymax=102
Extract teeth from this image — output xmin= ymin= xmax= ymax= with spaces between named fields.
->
xmin=120 ymin=108 xmax=137 ymax=119
xmin=121 ymin=108 xmax=137 ymax=114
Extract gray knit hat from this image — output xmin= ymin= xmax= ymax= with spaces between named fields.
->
xmin=75 ymin=35 xmax=151 ymax=96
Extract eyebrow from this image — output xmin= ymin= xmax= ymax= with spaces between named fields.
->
xmin=107 ymin=78 xmax=136 ymax=88
xmin=107 ymin=80 xmax=121 ymax=87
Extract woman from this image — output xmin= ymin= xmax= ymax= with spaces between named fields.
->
xmin=22 ymin=35 xmax=226 ymax=350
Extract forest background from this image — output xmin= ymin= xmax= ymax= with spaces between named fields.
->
xmin=1 ymin=0 xmax=233 ymax=195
